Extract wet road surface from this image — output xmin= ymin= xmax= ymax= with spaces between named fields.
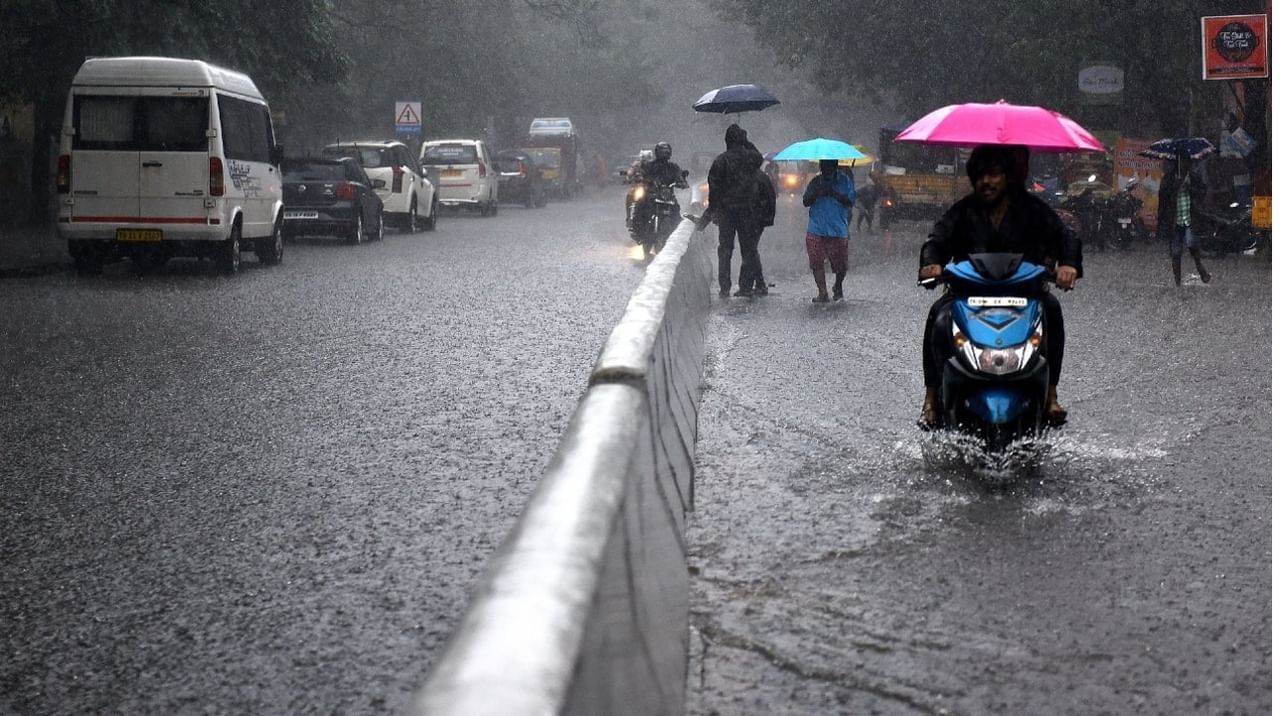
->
xmin=686 ymin=198 xmax=1271 ymax=714
xmin=0 ymin=192 xmax=648 ymax=714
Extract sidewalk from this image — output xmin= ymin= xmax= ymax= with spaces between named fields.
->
xmin=0 ymin=223 xmax=70 ymax=276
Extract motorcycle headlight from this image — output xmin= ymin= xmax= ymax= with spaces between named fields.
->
xmin=632 ymin=185 xmax=645 ymax=200
xmin=953 ymin=321 xmax=1041 ymax=376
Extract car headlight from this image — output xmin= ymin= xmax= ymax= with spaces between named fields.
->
xmin=953 ymin=321 xmax=1041 ymax=376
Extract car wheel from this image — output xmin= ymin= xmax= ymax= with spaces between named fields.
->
xmin=348 ymin=210 xmax=364 ymax=245
xmin=405 ymin=198 xmax=419 ymax=233
xmin=216 ymin=223 xmax=242 ymax=275
xmin=424 ymin=198 xmax=438 ymax=231
xmin=479 ymin=200 xmax=490 ymax=217
xmin=369 ymin=209 xmax=385 ymax=241
xmin=256 ymin=218 xmax=284 ymax=265
xmin=524 ymin=188 xmax=535 ymax=209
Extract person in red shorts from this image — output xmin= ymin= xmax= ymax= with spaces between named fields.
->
xmin=801 ymin=159 xmax=856 ymax=302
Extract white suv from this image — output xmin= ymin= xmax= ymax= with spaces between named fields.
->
xmin=419 ymin=139 xmax=500 ymax=216
xmin=323 ymin=141 xmax=437 ymax=231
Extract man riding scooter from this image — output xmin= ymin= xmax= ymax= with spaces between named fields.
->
xmin=917 ymin=144 xmax=1082 ymax=429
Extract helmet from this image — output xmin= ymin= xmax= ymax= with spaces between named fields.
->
xmin=654 ymin=142 xmax=672 ymax=161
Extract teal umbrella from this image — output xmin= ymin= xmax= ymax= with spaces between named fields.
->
xmin=771 ymin=138 xmax=866 ymax=162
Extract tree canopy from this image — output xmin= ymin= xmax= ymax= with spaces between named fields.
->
xmin=708 ymin=0 xmax=1268 ymax=136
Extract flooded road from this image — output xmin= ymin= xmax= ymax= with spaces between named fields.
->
xmin=0 ymin=192 xmax=647 ymax=714
xmin=687 ymin=198 xmax=1271 ymax=714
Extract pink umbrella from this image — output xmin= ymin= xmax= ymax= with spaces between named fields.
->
xmin=894 ymin=100 xmax=1105 ymax=153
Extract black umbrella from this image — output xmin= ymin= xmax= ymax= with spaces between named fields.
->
xmin=692 ymin=84 xmax=780 ymax=114
xmin=1138 ymin=137 xmax=1215 ymax=161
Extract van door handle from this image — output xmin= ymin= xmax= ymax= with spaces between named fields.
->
xmin=142 ymin=161 xmax=163 ymax=168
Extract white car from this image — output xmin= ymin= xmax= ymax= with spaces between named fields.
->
xmin=419 ymin=139 xmax=500 ymax=216
xmin=322 ymin=141 xmax=437 ymax=231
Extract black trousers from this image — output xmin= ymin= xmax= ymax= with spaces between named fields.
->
xmin=922 ymin=287 xmax=1065 ymax=387
xmin=718 ymin=211 xmax=764 ymax=292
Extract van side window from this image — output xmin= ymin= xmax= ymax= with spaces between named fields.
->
xmin=219 ymin=95 xmax=273 ymax=163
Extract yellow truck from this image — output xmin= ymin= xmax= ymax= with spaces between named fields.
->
xmin=876 ymin=125 xmax=969 ymax=227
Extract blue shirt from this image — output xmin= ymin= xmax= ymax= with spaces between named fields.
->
xmin=803 ymin=171 xmax=855 ymax=238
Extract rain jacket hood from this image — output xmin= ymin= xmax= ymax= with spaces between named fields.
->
xmin=707 ymin=125 xmax=764 ymax=213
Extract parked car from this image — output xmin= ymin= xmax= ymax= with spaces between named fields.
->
xmin=282 ymin=157 xmax=384 ymax=244
xmin=322 ymin=140 xmax=436 ymax=232
xmin=56 ymin=56 xmax=285 ymax=275
xmin=419 ymin=139 xmax=499 ymax=216
xmin=494 ymin=150 xmax=546 ymax=208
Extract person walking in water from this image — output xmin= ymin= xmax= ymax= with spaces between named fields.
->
xmin=801 ymin=159 xmax=855 ymax=302
xmin=1156 ymin=155 xmax=1211 ymax=287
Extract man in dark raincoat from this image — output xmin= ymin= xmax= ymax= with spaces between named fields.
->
xmin=706 ymin=124 xmax=765 ymax=296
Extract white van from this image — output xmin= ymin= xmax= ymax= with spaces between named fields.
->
xmin=56 ymin=57 xmax=285 ymax=275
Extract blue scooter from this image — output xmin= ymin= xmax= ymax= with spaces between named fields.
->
xmin=921 ymin=253 xmax=1050 ymax=452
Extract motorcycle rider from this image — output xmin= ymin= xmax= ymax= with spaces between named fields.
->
xmin=627 ymin=143 xmax=686 ymax=234
xmin=917 ymin=144 xmax=1082 ymax=429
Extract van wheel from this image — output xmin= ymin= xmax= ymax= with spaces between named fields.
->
xmin=405 ymin=198 xmax=419 ymax=233
xmin=217 ymin=224 xmax=242 ymax=275
xmin=256 ymin=219 xmax=284 ymax=265
xmin=423 ymin=199 xmax=437 ymax=231
xmin=348 ymin=211 xmax=364 ymax=245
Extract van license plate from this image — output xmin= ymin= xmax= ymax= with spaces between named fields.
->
xmin=285 ymin=211 xmax=319 ymax=220
xmin=117 ymin=229 xmax=162 ymax=242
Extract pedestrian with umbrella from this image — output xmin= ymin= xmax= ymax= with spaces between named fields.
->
xmin=897 ymin=101 xmax=1097 ymax=428
xmin=705 ymin=123 xmax=766 ymax=297
xmin=1144 ymin=138 xmax=1215 ymax=286
xmin=771 ymin=138 xmax=865 ymax=301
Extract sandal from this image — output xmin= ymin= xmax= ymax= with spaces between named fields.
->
xmin=1045 ymin=400 xmax=1068 ymax=426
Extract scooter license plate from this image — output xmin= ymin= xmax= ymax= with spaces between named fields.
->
xmin=1118 ymin=218 xmax=1132 ymax=226
xmin=967 ymin=296 xmax=1027 ymax=308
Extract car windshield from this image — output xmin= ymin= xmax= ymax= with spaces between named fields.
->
xmin=323 ymin=145 xmax=395 ymax=168
xmin=421 ymin=144 xmax=479 ymax=165
xmin=283 ymin=161 xmax=347 ymax=181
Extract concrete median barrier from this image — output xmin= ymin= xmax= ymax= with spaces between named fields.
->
xmin=411 ymin=218 xmax=712 ymax=716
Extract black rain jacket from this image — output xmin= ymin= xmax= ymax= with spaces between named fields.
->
xmin=920 ymin=189 xmax=1083 ymax=276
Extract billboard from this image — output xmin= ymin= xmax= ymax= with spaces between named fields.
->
xmin=1202 ymin=14 xmax=1270 ymax=80
xmin=1112 ymin=137 xmax=1165 ymax=231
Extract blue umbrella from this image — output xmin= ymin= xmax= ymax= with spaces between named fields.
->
xmin=693 ymin=84 xmax=780 ymax=114
xmin=1139 ymin=137 xmax=1215 ymax=161
xmin=771 ymin=138 xmax=867 ymax=162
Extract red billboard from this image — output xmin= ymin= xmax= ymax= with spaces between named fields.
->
xmin=1202 ymin=14 xmax=1270 ymax=79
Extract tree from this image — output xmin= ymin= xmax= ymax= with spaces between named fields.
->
xmin=709 ymin=0 xmax=1268 ymax=136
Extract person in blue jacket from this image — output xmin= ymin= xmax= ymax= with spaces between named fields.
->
xmin=801 ymin=159 xmax=855 ymax=302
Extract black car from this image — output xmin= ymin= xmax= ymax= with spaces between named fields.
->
xmin=282 ymin=157 xmax=385 ymax=244
xmin=495 ymin=150 xmax=547 ymax=208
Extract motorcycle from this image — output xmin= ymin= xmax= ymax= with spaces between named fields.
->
xmin=1101 ymin=178 xmax=1148 ymax=250
xmin=920 ymin=253 xmax=1052 ymax=452
xmin=1060 ymin=176 xmax=1109 ymax=251
xmin=1201 ymin=200 xmax=1261 ymax=257
xmin=627 ymin=170 xmax=688 ymax=255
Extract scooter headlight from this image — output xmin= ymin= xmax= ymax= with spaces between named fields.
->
xmin=953 ymin=321 xmax=1042 ymax=376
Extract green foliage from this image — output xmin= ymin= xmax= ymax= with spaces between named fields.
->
xmin=709 ymin=0 xmax=1267 ymax=134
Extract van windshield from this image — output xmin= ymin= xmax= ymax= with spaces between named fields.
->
xmin=73 ymin=96 xmax=209 ymax=152
xmin=421 ymin=144 xmax=478 ymax=165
